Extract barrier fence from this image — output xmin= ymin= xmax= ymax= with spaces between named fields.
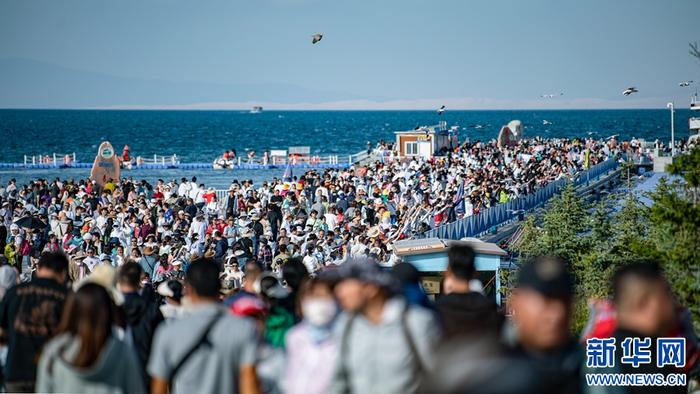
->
xmin=421 ymin=158 xmax=620 ymax=240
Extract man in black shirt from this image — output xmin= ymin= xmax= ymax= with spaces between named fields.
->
xmin=435 ymin=244 xmax=501 ymax=339
xmin=268 ymin=189 xmax=283 ymax=239
xmin=509 ymin=256 xmax=583 ymax=394
xmin=184 ymin=198 xmax=198 ymax=218
xmin=604 ymin=262 xmax=687 ymax=394
xmin=225 ymin=189 xmax=237 ymax=219
xmin=213 ymin=231 xmax=229 ymax=265
xmin=117 ymin=262 xmax=164 ymax=388
xmin=0 ymin=251 xmax=69 ymax=393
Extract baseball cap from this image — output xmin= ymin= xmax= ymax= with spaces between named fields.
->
xmin=516 ymin=256 xmax=574 ymax=299
xmin=230 ymin=296 xmax=267 ymax=318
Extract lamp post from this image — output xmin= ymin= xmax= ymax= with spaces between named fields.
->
xmin=666 ymin=102 xmax=675 ymax=157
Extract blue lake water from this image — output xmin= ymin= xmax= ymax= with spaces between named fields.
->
xmin=0 ymin=109 xmax=693 ymax=188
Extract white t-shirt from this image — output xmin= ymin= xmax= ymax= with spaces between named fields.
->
xmin=302 ymin=255 xmax=319 ymax=273
xmin=324 ymin=213 xmax=338 ymax=231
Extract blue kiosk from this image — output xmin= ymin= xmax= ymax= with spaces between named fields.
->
xmin=392 ymin=237 xmax=508 ymax=305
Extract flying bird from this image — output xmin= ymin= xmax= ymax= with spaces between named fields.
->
xmin=437 ymin=105 xmax=446 ymax=115
xmin=623 ymin=87 xmax=638 ymax=96
xmin=311 ymin=33 xmax=323 ymax=44
xmin=679 ymin=81 xmax=694 ymax=87
xmin=542 ymin=120 xmax=552 ymax=126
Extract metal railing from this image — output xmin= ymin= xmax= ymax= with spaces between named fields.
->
xmin=133 ymin=154 xmax=180 ymax=166
xmin=24 ymin=153 xmax=76 ymax=166
xmin=348 ymin=150 xmax=370 ymax=164
xmin=214 ymin=154 xmax=341 ymax=167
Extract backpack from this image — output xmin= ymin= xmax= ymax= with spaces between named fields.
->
xmin=338 ymin=304 xmax=424 ymax=392
xmin=167 ymin=311 xmax=223 ymax=391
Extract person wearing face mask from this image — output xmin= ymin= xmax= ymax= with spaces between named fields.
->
xmin=284 ymin=277 xmax=339 ymax=394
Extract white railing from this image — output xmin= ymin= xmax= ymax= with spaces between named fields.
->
xmin=24 ymin=153 xmax=76 ymax=165
xmin=214 ymin=154 xmax=341 ymax=167
xmin=134 ymin=154 xmax=180 ymax=166
xmin=348 ymin=150 xmax=370 ymax=164
xmin=215 ymin=190 xmax=228 ymax=202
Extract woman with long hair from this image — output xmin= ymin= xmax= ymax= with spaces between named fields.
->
xmin=36 ymin=283 xmax=145 ymax=393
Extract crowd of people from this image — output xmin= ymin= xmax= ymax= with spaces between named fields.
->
xmin=0 ymin=135 xmax=694 ymax=393
xmin=1 ymin=136 xmax=623 ymax=273
xmin=0 ymin=246 xmax=695 ymax=393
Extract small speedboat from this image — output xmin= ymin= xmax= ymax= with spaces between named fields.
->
xmin=542 ymin=120 xmax=553 ymax=126
xmin=212 ymin=157 xmax=235 ymax=169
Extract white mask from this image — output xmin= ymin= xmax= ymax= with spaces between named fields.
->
xmin=302 ymin=298 xmax=338 ymax=327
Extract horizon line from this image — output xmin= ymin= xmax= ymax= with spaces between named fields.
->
xmin=0 ymin=106 xmax=682 ymax=111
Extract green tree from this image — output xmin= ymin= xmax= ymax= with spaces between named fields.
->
xmin=513 ymin=183 xmax=593 ymax=332
xmin=644 ymin=176 xmax=700 ymax=327
xmin=691 ymin=41 xmax=700 ymax=63
xmin=514 ymin=216 xmax=546 ymax=259
xmin=538 ymin=183 xmax=590 ymax=267
xmin=513 ymin=152 xmax=700 ymax=331
xmin=589 ymin=203 xmax=612 ymax=246
xmin=667 ymin=146 xmax=700 ymax=205
xmin=609 ymin=195 xmax=650 ymax=261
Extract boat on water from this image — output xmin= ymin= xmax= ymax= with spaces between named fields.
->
xmin=690 ymin=93 xmax=700 ymax=144
xmin=543 ymin=119 xmax=552 ymax=126
xmin=250 ymin=106 xmax=263 ymax=114
xmin=213 ymin=156 xmax=236 ymax=169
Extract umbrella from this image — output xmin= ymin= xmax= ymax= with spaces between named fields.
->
xmin=14 ymin=216 xmax=46 ymax=230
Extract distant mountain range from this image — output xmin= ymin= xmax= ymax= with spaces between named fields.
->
xmin=0 ymin=58 xmax=363 ymax=108
xmin=0 ymin=58 xmax=678 ymax=110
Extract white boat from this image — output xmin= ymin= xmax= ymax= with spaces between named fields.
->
xmin=212 ymin=157 xmax=236 ymax=169
xmin=250 ymin=106 xmax=263 ymax=114
xmin=542 ymin=120 xmax=552 ymax=126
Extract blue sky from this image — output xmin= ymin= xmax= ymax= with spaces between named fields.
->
xmin=1 ymin=0 xmax=699 ymax=109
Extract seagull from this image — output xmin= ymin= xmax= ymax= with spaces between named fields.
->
xmin=623 ymin=87 xmax=638 ymax=96
xmin=311 ymin=33 xmax=323 ymax=44
xmin=679 ymin=81 xmax=693 ymax=87
xmin=542 ymin=120 xmax=553 ymax=125
xmin=437 ymin=105 xmax=446 ymax=115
